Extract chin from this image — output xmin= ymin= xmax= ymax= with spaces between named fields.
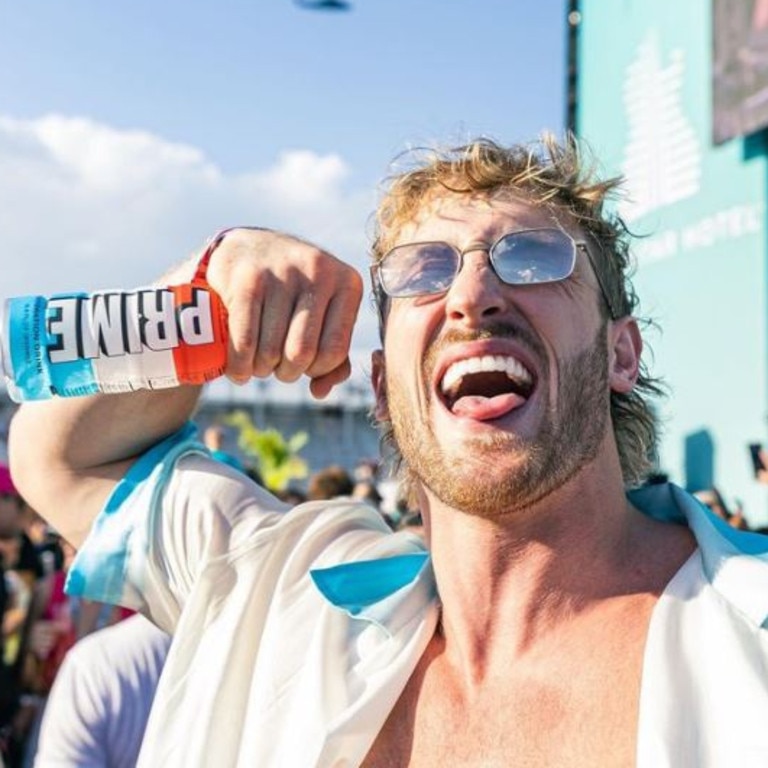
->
xmin=409 ymin=446 xmax=541 ymax=516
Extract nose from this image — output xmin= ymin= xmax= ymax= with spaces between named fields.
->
xmin=444 ymin=249 xmax=508 ymax=324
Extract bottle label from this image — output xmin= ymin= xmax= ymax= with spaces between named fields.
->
xmin=2 ymin=283 xmax=228 ymax=401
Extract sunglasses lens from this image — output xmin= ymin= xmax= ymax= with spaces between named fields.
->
xmin=379 ymin=243 xmax=459 ymax=297
xmin=376 ymin=229 xmax=578 ymax=298
xmin=492 ymin=229 xmax=576 ymax=285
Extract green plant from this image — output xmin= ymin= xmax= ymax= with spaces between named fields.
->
xmin=224 ymin=410 xmax=309 ymax=492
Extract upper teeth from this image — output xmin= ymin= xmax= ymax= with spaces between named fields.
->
xmin=440 ymin=355 xmax=532 ymax=394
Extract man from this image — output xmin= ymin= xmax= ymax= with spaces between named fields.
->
xmin=201 ymin=424 xmax=246 ymax=473
xmin=35 ymin=614 xmax=170 ymax=768
xmin=0 ymin=466 xmax=43 ymax=597
xmin=307 ymin=465 xmax=355 ymax=501
xmin=9 ymin=136 xmax=768 ymax=766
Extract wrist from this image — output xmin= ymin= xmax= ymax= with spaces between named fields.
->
xmin=194 ymin=226 xmax=269 ymax=284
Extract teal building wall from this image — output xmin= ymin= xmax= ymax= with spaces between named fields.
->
xmin=577 ymin=0 xmax=768 ymax=524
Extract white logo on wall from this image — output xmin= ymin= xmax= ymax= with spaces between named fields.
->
xmin=619 ymin=31 xmax=702 ymax=222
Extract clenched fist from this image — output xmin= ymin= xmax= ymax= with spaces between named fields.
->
xmin=203 ymin=228 xmax=364 ymax=398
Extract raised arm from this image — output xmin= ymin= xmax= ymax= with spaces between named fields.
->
xmin=8 ymin=228 xmax=364 ymax=546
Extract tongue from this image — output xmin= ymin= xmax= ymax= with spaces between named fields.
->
xmin=451 ymin=392 xmax=526 ymax=420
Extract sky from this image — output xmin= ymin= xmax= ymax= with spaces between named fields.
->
xmin=0 ymin=0 xmax=567 ymax=400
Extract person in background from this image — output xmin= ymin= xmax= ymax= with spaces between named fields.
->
xmin=276 ymin=485 xmax=306 ymax=506
xmin=34 ymin=614 xmax=170 ymax=768
xmin=351 ymin=480 xmax=383 ymax=511
xmin=17 ymin=507 xmax=62 ymax=578
xmin=306 ymin=464 xmax=354 ymax=501
xmin=693 ymin=487 xmax=749 ymax=530
xmin=0 ymin=468 xmax=42 ymax=599
xmin=0 ymin=466 xmax=43 ymax=768
xmin=202 ymin=425 xmax=246 ymax=473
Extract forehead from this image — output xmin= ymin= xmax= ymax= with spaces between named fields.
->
xmin=391 ymin=194 xmax=576 ymax=247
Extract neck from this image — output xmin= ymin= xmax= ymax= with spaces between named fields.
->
xmin=420 ymin=454 xmax=693 ymax=686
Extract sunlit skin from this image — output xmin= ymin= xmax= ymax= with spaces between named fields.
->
xmin=370 ymin=191 xmax=694 ymax=677
xmin=363 ymin=193 xmax=698 ymax=767
xmin=369 ymin=191 xmax=684 ymax=561
xmin=373 ymin=194 xmax=619 ymax=518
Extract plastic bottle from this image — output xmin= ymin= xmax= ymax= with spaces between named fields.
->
xmin=0 ymin=228 xmax=261 ymax=403
xmin=1 ymin=281 xmax=228 ymax=402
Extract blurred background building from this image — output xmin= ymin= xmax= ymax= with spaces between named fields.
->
xmin=572 ymin=0 xmax=768 ymax=526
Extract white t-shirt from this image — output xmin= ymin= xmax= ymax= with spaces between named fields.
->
xmin=35 ymin=615 xmax=170 ymax=768
xmin=67 ymin=426 xmax=768 ymax=767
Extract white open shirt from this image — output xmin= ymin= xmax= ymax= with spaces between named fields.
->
xmin=68 ymin=426 xmax=768 ymax=767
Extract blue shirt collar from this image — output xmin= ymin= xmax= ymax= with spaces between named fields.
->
xmin=630 ymin=483 xmax=768 ymax=627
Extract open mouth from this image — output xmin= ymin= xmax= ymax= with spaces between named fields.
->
xmin=439 ymin=354 xmax=534 ymax=420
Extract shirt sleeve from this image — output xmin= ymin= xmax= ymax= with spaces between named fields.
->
xmin=65 ymin=423 xmax=290 ymax=632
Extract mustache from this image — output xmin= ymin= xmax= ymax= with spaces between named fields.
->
xmin=424 ymin=321 xmax=548 ymax=375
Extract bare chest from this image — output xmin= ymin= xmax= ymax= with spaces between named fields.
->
xmin=362 ymin=617 xmax=650 ymax=768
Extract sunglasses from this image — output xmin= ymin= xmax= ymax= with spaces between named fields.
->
xmin=371 ymin=227 xmax=618 ymax=320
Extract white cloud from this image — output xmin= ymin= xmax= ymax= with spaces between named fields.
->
xmin=244 ymin=149 xmax=349 ymax=207
xmin=0 ymin=114 xmax=382 ymax=392
xmin=3 ymin=114 xmax=220 ymax=193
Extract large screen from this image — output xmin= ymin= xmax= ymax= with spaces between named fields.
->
xmin=577 ymin=0 xmax=768 ymax=525
xmin=713 ymin=0 xmax=768 ymax=143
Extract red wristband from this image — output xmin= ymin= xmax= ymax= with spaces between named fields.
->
xmin=193 ymin=226 xmax=268 ymax=284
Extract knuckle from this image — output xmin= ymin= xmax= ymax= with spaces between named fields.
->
xmin=306 ymin=252 xmax=333 ymax=281
xmin=226 ymin=356 xmax=253 ymax=383
xmin=251 ymin=360 xmax=274 ymax=378
xmin=347 ymin=268 xmax=365 ymax=297
xmin=283 ymin=338 xmax=315 ymax=369
xmin=312 ymin=341 xmax=347 ymax=375
xmin=229 ymin=325 xmax=257 ymax=354
xmin=257 ymin=344 xmax=282 ymax=371
xmin=274 ymin=364 xmax=302 ymax=383
xmin=324 ymin=328 xmax=351 ymax=357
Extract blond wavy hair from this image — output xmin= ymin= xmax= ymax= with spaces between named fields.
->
xmin=371 ymin=134 xmax=664 ymax=489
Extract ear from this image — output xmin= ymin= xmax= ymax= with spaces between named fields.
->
xmin=371 ymin=349 xmax=390 ymax=421
xmin=608 ymin=317 xmax=642 ymax=394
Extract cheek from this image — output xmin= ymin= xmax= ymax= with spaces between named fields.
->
xmin=386 ymin=297 xmax=446 ymax=354
xmin=383 ymin=340 xmax=432 ymax=417
xmin=396 ymin=295 xmax=444 ymax=338
xmin=527 ymin=293 xmax=603 ymax=352
xmin=385 ymin=308 xmax=427 ymax=370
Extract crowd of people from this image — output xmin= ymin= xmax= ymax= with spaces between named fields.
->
xmin=0 ymin=463 xmax=142 ymax=766
xmin=643 ymin=470 xmax=768 ymax=535
xmin=1 ymin=463 xmax=69 ymax=766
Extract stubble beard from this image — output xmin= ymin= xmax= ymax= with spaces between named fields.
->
xmin=387 ymin=323 xmax=611 ymax=518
